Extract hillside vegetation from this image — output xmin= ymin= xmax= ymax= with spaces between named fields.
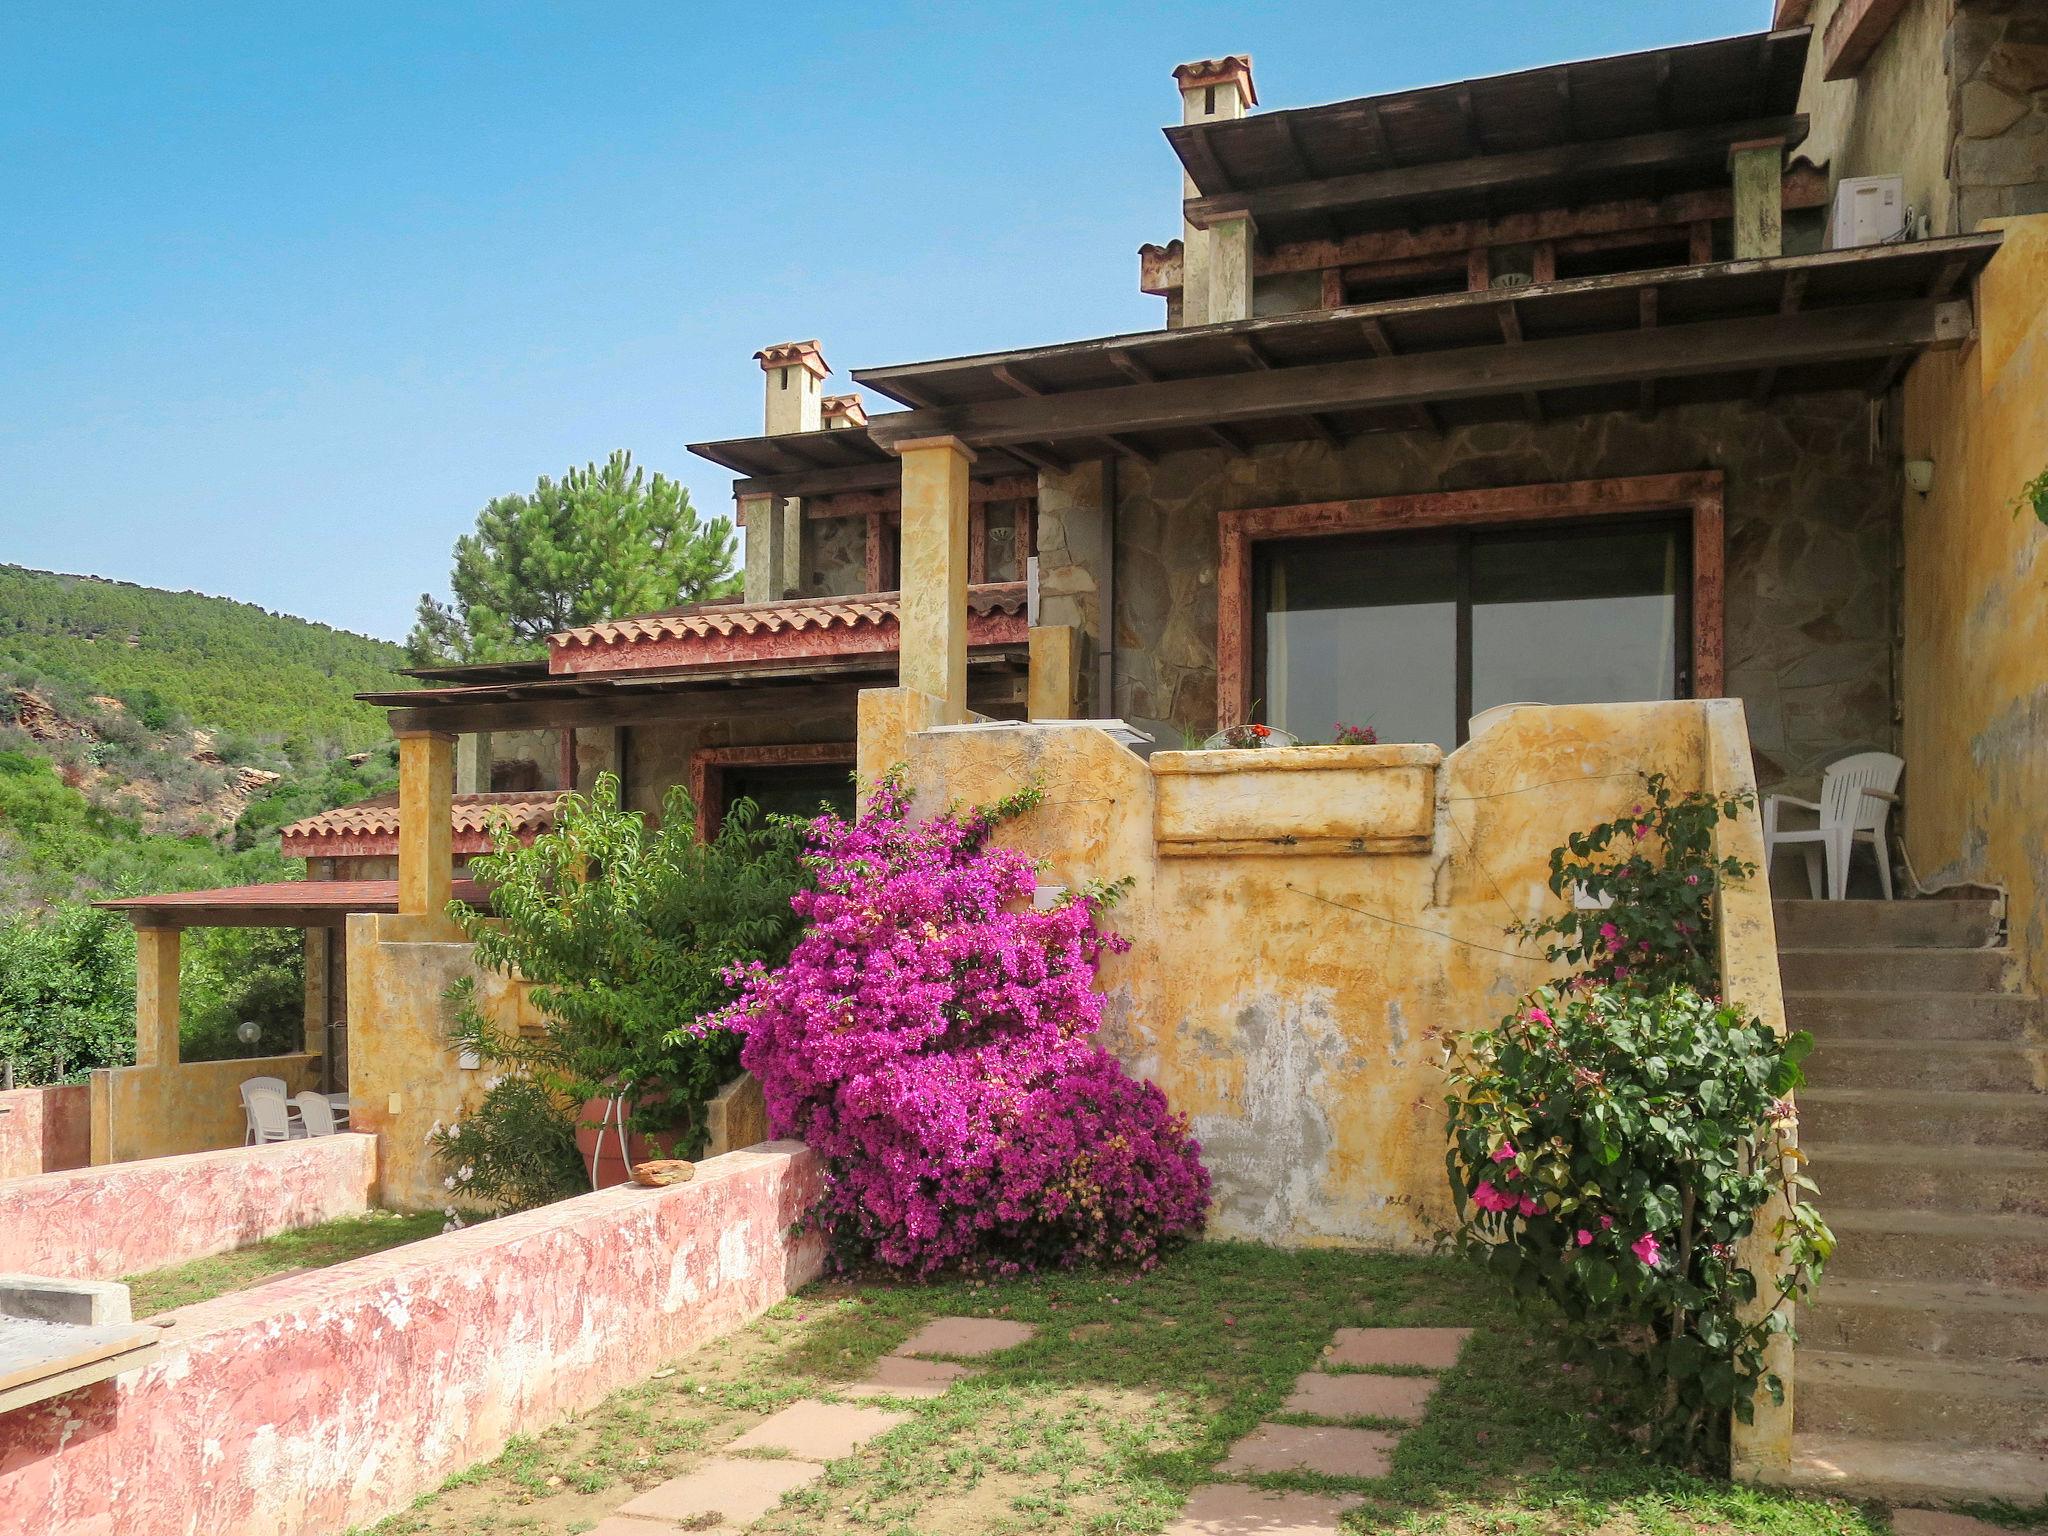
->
xmin=0 ymin=565 xmax=407 ymax=751
xmin=0 ymin=568 xmax=411 ymax=1084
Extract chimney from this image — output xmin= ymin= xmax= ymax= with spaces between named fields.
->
xmin=821 ymin=394 xmax=869 ymax=430
xmin=754 ymin=340 xmax=829 ymax=435
xmin=1173 ymin=56 xmax=1256 ymax=326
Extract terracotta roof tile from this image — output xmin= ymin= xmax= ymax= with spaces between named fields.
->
xmin=550 ymin=583 xmax=1027 ymax=653
xmin=96 ymin=878 xmax=494 ymax=921
xmin=278 ymin=792 xmax=560 ymax=858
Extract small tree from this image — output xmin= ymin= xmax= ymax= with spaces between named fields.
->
xmin=433 ymin=773 xmax=807 ymax=1210
xmin=408 ymin=450 xmax=738 ymax=664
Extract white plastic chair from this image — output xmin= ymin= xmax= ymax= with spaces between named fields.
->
xmin=294 ymin=1091 xmax=338 ymax=1137
xmin=1764 ymin=752 xmax=1904 ymax=900
xmin=241 ymin=1080 xmax=306 ymax=1145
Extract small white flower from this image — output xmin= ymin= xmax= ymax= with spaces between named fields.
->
xmin=443 ymin=1175 xmax=457 ymax=1190
xmin=457 ymin=1164 xmax=474 ymax=1182
xmin=447 ymin=1121 xmax=462 ymax=1136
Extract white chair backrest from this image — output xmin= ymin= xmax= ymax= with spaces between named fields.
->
xmin=1821 ymin=752 xmax=1903 ymax=833
xmin=294 ymin=1091 xmax=336 ymax=1136
xmin=245 ymin=1084 xmax=294 ymax=1142
xmin=239 ymin=1075 xmax=286 ymax=1106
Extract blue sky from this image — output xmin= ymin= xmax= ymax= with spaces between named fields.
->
xmin=1 ymin=1 xmax=1764 ymax=643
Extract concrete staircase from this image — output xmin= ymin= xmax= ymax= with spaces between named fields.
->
xmin=1777 ymin=898 xmax=2048 ymax=1505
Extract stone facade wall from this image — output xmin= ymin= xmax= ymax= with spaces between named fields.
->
xmin=803 ymin=512 xmax=871 ymax=597
xmin=1953 ymin=0 xmax=2048 ymax=229
xmin=1081 ymin=392 xmax=1895 ymax=797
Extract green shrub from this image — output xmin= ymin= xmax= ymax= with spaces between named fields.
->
xmin=0 ymin=904 xmax=136 ymax=1082
xmin=432 ymin=771 xmax=809 ymax=1209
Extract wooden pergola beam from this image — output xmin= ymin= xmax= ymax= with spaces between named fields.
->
xmin=1183 ymin=114 xmax=1808 ymax=230
xmin=864 ymin=297 xmax=1968 ymax=454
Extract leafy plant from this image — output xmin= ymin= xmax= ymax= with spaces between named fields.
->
xmin=1332 ymin=721 xmax=1379 ymax=745
xmin=1442 ymin=984 xmax=1831 ymax=1464
xmin=1512 ymin=772 xmax=1755 ymax=996
xmin=408 ymin=450 xmax=739 ymax=664
xmin=2014 ymin=464 xmax=2048 ymax=527
xmin=430 ymin=1046 xmax=588 ymax=1213
xmin=711 ymin=773 xmax=1210 ymax=1276
xmin=434 ymin=772 xmax=807 ymax=1208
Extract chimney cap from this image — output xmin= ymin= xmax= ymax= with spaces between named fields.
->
xmin=754 ymin=340 xmax=830 ymax=379
xmin=1172 ymin=55 xmax=1256 ymax=107
xmin=821 ymin=394 xmax=869 ymax=428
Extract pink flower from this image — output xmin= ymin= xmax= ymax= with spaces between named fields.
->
xmin=1631 ymin=1232 xmax=1663 ymax=1267
xmin=1685 ymin=874 xmax=1700 ymax=886
xmin=1491 ymin=1142 xmax=1518 ymax=1164
xmin=1472 ymin=1180 xmax=1517 ymax=1214
xmin=1524 ymin=1006 xmax=1553 ymax=1028
xmin=1517 ymin=1196 xmax=1541 ymax=1218
xmin=1599 ymin=1214 xmax=1614 ymax=1230
xmin=1575 ymin=1229 xmax=1594 ymax=1246
xmin=1598 ymin=922 xmax=1618 ymax=940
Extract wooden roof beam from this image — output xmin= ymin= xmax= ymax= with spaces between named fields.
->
xmin=1183 ymin=114 xmax=1808 ymax=229
xmin=862 ymin=298 xmax=1969 ymax=453
xmin=1637 ymin=287 xmax=1660 ymax=419
xmin=1360 ymin=317 xmax=1442 ymax=435
xmin=1751 ymin=268 xmax=1808 ymax=403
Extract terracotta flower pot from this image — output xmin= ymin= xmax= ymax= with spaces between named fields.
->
xmin=575 ymin=1091 xmax=682 ymax=1191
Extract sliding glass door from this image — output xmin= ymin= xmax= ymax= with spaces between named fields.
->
xmin=1253 ymin=516 xmax=1690 ymax=749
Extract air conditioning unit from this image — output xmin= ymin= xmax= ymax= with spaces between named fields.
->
xmin=1831 ymin=175 xmax=1907 ymax=248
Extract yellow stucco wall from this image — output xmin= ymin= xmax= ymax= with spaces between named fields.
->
xmin=1795 ymin=0 xmax=1956 ymax=235
xmin=891 ymin=691 xmax=1743 ymax=1249
xmin=1900 ymin=214 xmax=2048 ymax=989
xmin=90 ymin=1052 xmax=319 ymax=1166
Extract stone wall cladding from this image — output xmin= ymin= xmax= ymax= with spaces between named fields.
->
xmin=0 ymin=1142 xmax=827 ymax=1536
xmin=0 ymin=1085 xmax=88 ymax=1183
xmin=2 ymin=1133 xmax=376 ymax=1280
xmin=1106 ymin=391 xmax=1896 ymax=794
xmin=1953 ymin=0 xmax=2048 ymax=229
xmin=806 ymin=512 xmax=870 ymax=597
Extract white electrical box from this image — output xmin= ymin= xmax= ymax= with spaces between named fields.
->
xmin=1831 ymin=175 xmax=1906 ymax=249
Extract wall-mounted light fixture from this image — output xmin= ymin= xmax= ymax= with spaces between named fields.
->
xmin=1905 ymin=459 xmax=1935 ymax=494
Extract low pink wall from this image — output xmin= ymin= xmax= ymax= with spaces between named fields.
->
xmin=0 ymin=1086 xmax=89 ymax=1183
xmin=0 ymin=1134 xmax=377 ymax=1281
xmin=0 ymin=1142 xmax=825 ymax=1536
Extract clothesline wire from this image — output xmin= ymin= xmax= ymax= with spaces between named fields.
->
xmin=1284 ymin=882 xmax=1553 ymax=965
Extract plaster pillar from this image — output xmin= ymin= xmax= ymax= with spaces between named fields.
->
xmin=454 ymin=731 xmax=492 ymax=795
xmin=1028 ymin=625 xmax=1081 ymax=720
xmin=895 ymin=434 xmax=975 ymax=723
xmin=1730 ymin=137 xmax=1786 ymax=259
xmin=133 ymin=924 xmax=180 ymax=1068
xmin=1173 ymin=56 xmax=1257 ymax=327
xmin=303 ymin=928 xmax=331 ymax=1058
xmin=740 ymin=493 xmax=780 ymax=604
xmin=395 ymin=730 xmax=456 ymax=927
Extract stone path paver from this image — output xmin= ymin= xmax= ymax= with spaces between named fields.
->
xmin=1326 ymin=1325 xmax=1472 ymax=1369
xmin=1161 ymin=1484 xmax=1365 ymax=1535
xmin=727 ymin=1400 xmax=908 ymax=1460
xmin=896 ymin=1315 xmax=1037 ymax=1358
xmin=613 ymin=1455 xmax=825 ymax=1527
xmin=1282 ymin=1368 xmax=1437 ymax=1422
xmin=843 ymin=1354 xmax=973 ymax=1399
xmin=593 ymin=1316 xmax=1039 ymax=1535
xmin=1219 ymin=1423 xmax=1398 ymax=1478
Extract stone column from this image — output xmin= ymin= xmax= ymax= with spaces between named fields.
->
xmin=454 ymin=731 xmax=492 ymax=795
xmin=302 ymin=928 xmax=331 ymax=1059
xmin=1730 ymin=137 xmax=1786 ymax=259
xmin=739 ymin=492 xmax=780 ymax=604
xmin=133 ymin=923 xmax=180 ymax=1068
xmin=895 ymin=435 xmax=975 ymax=722
xmin=1028 ymin=625 xmax=1080 ymax=720
xmin=395 ymin=730 xmax=456 ymax=929
xmin=1173 ymin=56 xmax=1257 ymax=327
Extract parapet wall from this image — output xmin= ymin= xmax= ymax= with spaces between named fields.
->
xmin=0 ymin=1133 xmax=376 ymax=1281
xmin=0 ymin=1086 xmax=89 ymax=1183
xmin=0 ymin=1141 xmax=825 ymax=1536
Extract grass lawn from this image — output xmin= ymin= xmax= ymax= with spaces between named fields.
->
xmin=359 ymin=1241 xmax=1892 ymax=1536
xmin=124 ymin=1209 xmax=444 ymax=1317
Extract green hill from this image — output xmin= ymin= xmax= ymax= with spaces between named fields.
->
xmin=0 ymin=565 xmax=407 ymax=751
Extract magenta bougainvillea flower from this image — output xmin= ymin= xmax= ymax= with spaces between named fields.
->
xmin=710 ymin=777 xmax=1210 ymax=1276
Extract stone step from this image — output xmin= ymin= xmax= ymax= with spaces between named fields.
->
xmin=1798 ymin=1350 xmax=2048 ymax=1450
xmin=1804 ymin=1142 xmax=2048 ymax=1216
xmin=1774 ymin=899 xmax=2004 ymax=951
xmin=1783 ymin=991 xmax=2041 ymax=1042
xmin=1785 ymin=1432 xmax=2048 ymax=1505
xmin=1799 ymin=1088 xmax=2048 ymax=1150
xmin=1824 ymin=1206 xmax=2048 ymax=1287
xmin=1802 ymin=1277 xmax=2048 ymax=1362
xmin=1778 ymin=947 xmax=2018 ymax=994
xmin=1806 ymin=1038 xmax=2045 ymax=1094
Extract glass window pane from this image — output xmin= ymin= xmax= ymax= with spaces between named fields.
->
xmin=1469 ymin=522 xmax=1684 ymax=715
xmin=1257 ymin=534 xmax=1459 ymax=749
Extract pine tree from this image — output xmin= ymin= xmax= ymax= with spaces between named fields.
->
xmin=408 ymin=450 xmax=737 ymax=664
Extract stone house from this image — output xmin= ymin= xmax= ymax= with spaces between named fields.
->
xmin=91 ymin=9 xmax=2046 ymax=1502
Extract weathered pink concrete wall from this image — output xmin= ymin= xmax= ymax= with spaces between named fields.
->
xmin=0 ymin=1086 xmax=89 ymax=1183
xmin=0 ymin=1142 xmax=824 ymax=1536
xmin=0 ymin=1134 xmax=376 ymax=1281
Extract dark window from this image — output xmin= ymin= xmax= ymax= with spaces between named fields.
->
xmin=714 ymin=761 xmax=856 ymax=828
xmin=1253 ymin=516 xmax=1690 ymax=749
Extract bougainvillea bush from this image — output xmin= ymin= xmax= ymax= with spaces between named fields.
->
xmin=707 ymin=776 xmax=1210 ymax=1276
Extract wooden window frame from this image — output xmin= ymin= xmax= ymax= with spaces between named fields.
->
xmin=1215 ymin=470 xmax=1725 ymax=729
xmin=688 ymin=742 xmax=858 ymax=841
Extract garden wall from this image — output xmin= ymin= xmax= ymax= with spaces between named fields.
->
xmin=88 ymin=1049 xmax=320 ymax=1166
xmin=892 ymin=695 xmax=1776 ymax=1250
xmin=0 ymin=1134 xmax=375 ymax=1280
xmin=0 ymin=1142 xmax=826 ymax=1536
xmin=0 ymin=1085 xmax=88 ymax=1183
